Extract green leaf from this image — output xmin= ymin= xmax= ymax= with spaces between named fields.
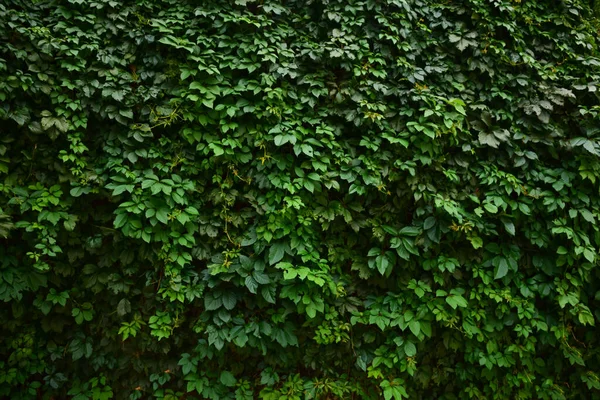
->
xmin=484 ymin=203 xmax=498 ymax=213
xmin=501 ymin=219 xmax=515 ymax=236
xmin=253 ymin=271 xmax=270 ymax=285
xmin=518 ymin=203 xmax=531 ymax=215
xmin=204 ymin=295 xmax=222 ymax=311
xmin=399 ymin=226 xmax=420 ymax=236
xmin=478 ymin=132 xmax=501 ymax=148
xmin=261 ymin=286 xmax=276 ymax=303
xmin=156 ymin=209 xmax=169 ymax=224
xmin=245 ymin=276 xmax=258 ymax=294
xmin=423 ymin=217 xmax=436 ymax=230
xmin=222 ymin=292 xmax=237 ymax=310
xmin=219 ymin=371 xmax=236 ymax=387
xmin=494 ymin=258 xmax=509 ymax=280
xmin=409 ymin=320 xmax=421 ymax=336
xmin=268 ymin=242 xmax=286 ymax=265
xmin=70 ymin=187 xmax=85 ymax=197
xmin=117 ymin=299 xmax=131 ymax=316
xmin=583 ymin=248 xmax=595 ymax=263
xmin=63 ymin=217 xmax=77 ymax=231
xmin=469 ymin=236 xmax=483 ymax=249
xmin=404 ymin=341 xmax=417 ymax=357
xmin=557 ymin=246 xmax=568 ymax=255
xmin=301 ymin=144 xmax=313 ymax=157
xmin=580 ymin=209 xmax=595 ymax=223
xmin=119 ymin=109 xmax=134 ymax=119
xmin=375 ymin=255 xmax=389 ymax=275
xmin=114 ymin=213 xmax=128 ymax=229
xmin=446 ymin=294 xmax=468 ymax=309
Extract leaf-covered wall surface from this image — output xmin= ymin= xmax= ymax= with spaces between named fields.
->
xmin=1 ymin=0 xmax=600 ymax=399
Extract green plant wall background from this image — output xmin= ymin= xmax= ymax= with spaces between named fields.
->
xmin=1 ymin=0 xmax=600 ymax=399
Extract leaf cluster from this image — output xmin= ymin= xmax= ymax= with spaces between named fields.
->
xmin=1 ymin=0 xmax=600 ymax=399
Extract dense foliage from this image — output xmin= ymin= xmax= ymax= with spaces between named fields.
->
xmin=1 ymin=0 xmax=600 ymax=398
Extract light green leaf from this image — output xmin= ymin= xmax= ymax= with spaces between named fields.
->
xmin=156 ymin=209 xmax=169 ymax=224
xmin=114 ymin=213 xmax=128 ymax=229
xmin=404 ymin=341 xmax=416 ymax=357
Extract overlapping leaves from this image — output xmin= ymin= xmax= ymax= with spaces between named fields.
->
xmin=1 ymin=0 xmax=600 ymax=399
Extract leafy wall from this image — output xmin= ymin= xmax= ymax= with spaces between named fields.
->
xmin=1 ymin=0 xmax=600 ymax=399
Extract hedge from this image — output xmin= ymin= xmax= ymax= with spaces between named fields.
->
xmin=1 ymin=0 xmax=600 ymax=399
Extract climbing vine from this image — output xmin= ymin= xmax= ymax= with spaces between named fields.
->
xmin=1 ymin=0 xmax=600 ymax=399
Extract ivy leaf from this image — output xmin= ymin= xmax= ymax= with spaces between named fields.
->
xmin=580 ymin=209 xmax=595 ymax=223
xmin=484 ymin=203 xmax=498 ymax=213
xmin=253 ymin=270 xmax=270 ymax=284
xmin=114 ymin=213 xmax=128 ymax=229
xmin=501 ymin=219 xmax=515 ymax=236
xmin=404 ymin=341 xmax=417 ymax=357
xmin=409 ymin=320 xmax=421 ymax=336
xmin=63 ymin=217 xmax=77 ymax=231
xmin=494 ymin=258 xmax=509 ymax=280
xmin=117 ymin=299 xmax=131 ymax=316
xmin=119 ymin=109 xmax=134 ymax=119
xmin=261 ymin=286 xmax=276 ymax=304
xmin=478 ymin=132 xmax=501 ymax=148
xmin=446 ymin=294 xmax=468 ymax=309
xmin=70 ymin=186 xmax=86 ymax=197
xmin=222 ymin=292 xmax=237 ymax=311
xmin=54 ymin=118 xmax=69 ymax=133
xmin=204 ymin=294 xmax=222 ymax=311
xmin=268 ymin=242 xmax=286 ymax=265
xmin=423 ymin=217 xmax=436 ymax=230
xmin=219 ymin=371 xmax=236 ymax=387
xmin=156 ymin=209 xmax=169 ymax=224
xmin=301 ymin=144 xmax=313 ymax=157
xmin=245 ymin=276 xmax=258 ymax=294
xmin=469 ymin=235 xmax=483 ymax=249
xmin=375 ymin=255 xmax=389 ymax=275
